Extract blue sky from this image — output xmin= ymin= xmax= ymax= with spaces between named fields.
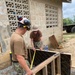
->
xmin=63 ymin=0 xmax=75 ymax=19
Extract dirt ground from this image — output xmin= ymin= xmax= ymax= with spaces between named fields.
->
xmin=51 ymin=31 xmax=75 ymax=68
xmin=62 ymin=31 xmax=75 ymax=68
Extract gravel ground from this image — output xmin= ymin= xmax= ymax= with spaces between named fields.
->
xmin=71 ymin=68 xmax=75 ymax=75
xmin=0 ymin=66 xmax=75 ymax=75
xmin=0 ymin=66 xmax=17 ymax=75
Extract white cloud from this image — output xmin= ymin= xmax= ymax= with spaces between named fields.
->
xmin=63 ymin=0 xmax=75 ymax=19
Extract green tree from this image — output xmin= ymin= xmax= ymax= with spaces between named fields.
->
xmin=73 ymin=15 xmax=75 ymax=23
xmin=63 ymin=18 xmax=73 ymax=25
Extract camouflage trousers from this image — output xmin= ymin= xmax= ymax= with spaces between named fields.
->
xmin=33 ymin=41 xmax=43 ymax=49
xmin=12 ymin=60 xmax=30 ymax=75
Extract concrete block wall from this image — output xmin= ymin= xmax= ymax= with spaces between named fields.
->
xmin=0 ymin=0 xmax=63 ymax=69
xmin=0 ymin=0 xmax=10 ymax=52
xmin=0 ymin=0 xmax=11 ymax=69
xmin=29 ymin=0 xmax=63 ymax=46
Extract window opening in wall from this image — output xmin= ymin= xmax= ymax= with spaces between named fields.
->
xmin=45 ymin=4 xmax=58 ymax=28
xmin=5 ymin=0 xmax=30 ymax=34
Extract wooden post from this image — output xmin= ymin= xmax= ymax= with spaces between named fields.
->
xmin=51 ymin=60 xmax=56 ymax=75
xmin=56 ymin=56 xmax=61 ymax=75
xmin=43 ymin=66 xmax=48 ymax=75
xmin=31 ymin=53 xmax=60 ymax=74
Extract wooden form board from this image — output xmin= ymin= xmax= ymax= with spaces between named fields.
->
xmin=61 ymin=53 xmax=71 ymax=75
xmin=49 ymin=35 xmax=59 ymax=49
xmin=27 ymin=49 xmax=71 ymax=75
xmin=28 ymin=49 xmax=55 ymax=66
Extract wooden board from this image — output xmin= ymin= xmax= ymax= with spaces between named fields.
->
xmin=28 ymin=49 xmax=71 ymax=75
xmin=49 ymin=35 xmax=59 ymax=49
xmin=61 ymin=53 xmax=71 ymax=75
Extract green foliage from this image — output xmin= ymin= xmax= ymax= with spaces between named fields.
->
xmin=73 ymin=15 xmax=75 ymax=23
xmin=63 ymin=15 xmax=75 ymax=26
xmin=63 ymin=18 xmax=73 ymax=26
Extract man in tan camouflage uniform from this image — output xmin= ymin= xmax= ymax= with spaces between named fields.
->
xmin=10 ymin=16 xmax=33 ymax=75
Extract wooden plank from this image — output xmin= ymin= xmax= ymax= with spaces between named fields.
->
xmin=49 ymin=35 xmax=59 ymax=49
xmin=27 ymin=50 xmax=71 ymax=75
xmin=60 ymin=53 xmax=71 ymax=75
xmin=28 ymin=52 xmax=60 ymax=74
xmin=51 ymin=60 xmax=56 ymax=75
xmin=42 ymin=66 xmax=48 ymax=75
xmin=28 ymin=49 xmax=56 ymax=66
xmin=56 ymin=56 xmax=61 ymax=75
